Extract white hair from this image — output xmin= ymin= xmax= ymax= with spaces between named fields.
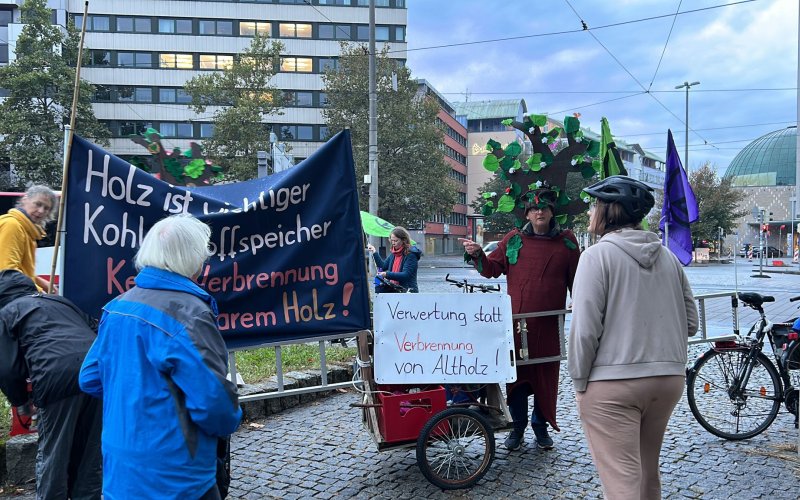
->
xmin=18 ymin=185 xmax=57 ymax=223
xmin=134 ymin=214 xmax=212 ymax=278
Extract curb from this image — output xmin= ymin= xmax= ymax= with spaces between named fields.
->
xmin=1 ymin=365 xmax=355 ymax=488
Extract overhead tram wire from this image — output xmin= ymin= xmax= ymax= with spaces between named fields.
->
xmin=383 ymin=0 xmax=757 ymax=56
xmin=562 ymin=0 xmax=717 ymax=150
xmin=546 ymin=92 xmax=648 ymax=116
xmin=647 ymin=0 xmax=682 ymax=91
xmin=436 ymin=87 xmax=796 ymax=96
xmin=301 ymin=0 xmax=360 ymax=45
xmin=617 ymin=120 xmax=798 ymax=138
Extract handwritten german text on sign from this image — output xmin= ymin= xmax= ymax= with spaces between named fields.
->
xmin=374 ymin=293 xmax=515 ymax=384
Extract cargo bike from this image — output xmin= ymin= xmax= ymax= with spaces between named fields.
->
xmin=351 ymin=277 xmax=516 ymax=490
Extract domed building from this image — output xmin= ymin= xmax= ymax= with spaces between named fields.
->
xmin=725 ymin=126 xmax=798 ymax=257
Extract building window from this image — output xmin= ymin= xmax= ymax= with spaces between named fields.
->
xmin=176 ymin=89 xmax=192 ymax=104
xmin=117 ymin=17 xmax=151 ymax=33
xmin=376 ymin=26 xmax=389 ymax=41
xmin=87 ymin=50 xmax=110 ymax=67
xmin=0 ymin=10 xmax=12 ymax=27
xmin=158 ymin=18 xmax=192 ymax=34
xmin=74 ymin=15 xmax=110 ymax=32
xmin=160 ymin=122 xmax=176 ymax=137
xmin=278 ymin=23 xmax=312 ymax=38
xmin=283 ymin=91 xmax=313 ymax=107
xmin=319 ymin=126 xmax=330 ymax=140
xmin=240 ymin=21 xmax=270 ymax=36
xmin=320 ymin=0 xmax=349 ymax=5
xmin=159 ymin=88 xmax=176 ymax=103
xmin=93 ymin=86 xmax=111 ymax=102
xmin=116 ymin=86 xmax=151 ymax=103
xmin=319 ymin=58 xmax=338 ymax=72
xmin=319 ymin=92 xmax=329 ymax=107
xmin=159 ymin=122 xmax=191 ymax=138
xmin=199 ymin=20 xmax=233 ymax=36
xmin=297 ymin=125 xmax=313 ymax=141
xmin=280 ymin=57 xmax=312 ymax=73
xmin=395 ymin=26 xmax=405 ymax=41
xmin=200 ymin=54 xmax=233 ymax=70
xmin=118 ymin=52 xmax=152 ymax=68
xmin=200 ymin=124 xmax=215 ymax=138
xmin=356 ymin=26 xmax=368 ymax=40
xmin=160 ymin=53 xmax=193 ymax=69
xmin=319 ymin=24 xmax=351 ymax=40
xmin=118 ymin=121 xmax=150 ymax=136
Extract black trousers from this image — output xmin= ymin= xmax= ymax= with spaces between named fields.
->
xmin=36 ymin=393 xmax=102 ymax=500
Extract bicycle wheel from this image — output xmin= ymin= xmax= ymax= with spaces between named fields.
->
xmin=415 ymin=407 xmax=495 ymax=490
xmin=687 ymin=348 xmax=782 ymax=440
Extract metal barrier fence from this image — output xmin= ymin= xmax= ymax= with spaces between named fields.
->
xmin=229 ymin=291 xmax=741 ymax=399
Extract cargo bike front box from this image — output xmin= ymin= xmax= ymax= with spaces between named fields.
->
xmin=353 ymin=292 xmax=516 ymax=490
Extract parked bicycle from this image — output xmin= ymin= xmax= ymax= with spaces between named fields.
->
xmin=686 ymin=292 xmax=800 ymax=440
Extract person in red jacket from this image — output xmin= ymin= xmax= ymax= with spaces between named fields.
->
xmin=461 ymin=189 xmax=580 ymax=451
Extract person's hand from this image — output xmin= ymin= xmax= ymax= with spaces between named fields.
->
xmin=458 ymin=238 xmax=482 ymax=257
xmin=366 ymin=243 xmax=375 ymax=253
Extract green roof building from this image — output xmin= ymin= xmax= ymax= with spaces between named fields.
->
xmin=724 ymin=126 xmax=799 ymax=256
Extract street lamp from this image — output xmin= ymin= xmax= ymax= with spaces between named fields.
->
xmin=675 ymin=81 xmax=700 ymax=173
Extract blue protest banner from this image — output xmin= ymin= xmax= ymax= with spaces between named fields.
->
xmin=63 ymin=131 xmax=370 ymax=348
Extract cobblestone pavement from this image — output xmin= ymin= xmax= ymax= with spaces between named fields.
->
xmin=229 ymin=357 xmax=800 ymax=499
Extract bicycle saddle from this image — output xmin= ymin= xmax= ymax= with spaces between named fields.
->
xmin=738 ymin=292 xmax=775 ymax=307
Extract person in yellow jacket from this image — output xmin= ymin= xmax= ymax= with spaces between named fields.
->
xmin=0 ymin=185 xmax=57 ymax=292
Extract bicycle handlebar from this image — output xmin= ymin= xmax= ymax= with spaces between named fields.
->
xmin=444 ymin=273 xmax=501 ymax=293
xmin=375 ymin=274 xmax=408 ymax=293
xmin=790 ymin=296 xmax=800 ymax=303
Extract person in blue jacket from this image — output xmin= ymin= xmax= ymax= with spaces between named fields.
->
xmin=367 ymin=226 xmax=422 ymax=293
xmin=79 ymin=214 xmax=242 ymax=500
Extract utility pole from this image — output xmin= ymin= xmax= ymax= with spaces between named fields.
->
xmin=675 ymin=81 xmax=700 ymax=173
xmin=367 ymin=0 xmax=379 ymax=249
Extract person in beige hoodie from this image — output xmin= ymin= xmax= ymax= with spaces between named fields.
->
xmin=568 ymin=176 xmax=698 ymax=500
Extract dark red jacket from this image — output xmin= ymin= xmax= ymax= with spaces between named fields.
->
xmin=474 ymin=228 xmax=580 ymax=430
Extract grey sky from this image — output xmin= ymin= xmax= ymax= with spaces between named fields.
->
xmin=405 ymin=0 xmax=797 ymax=172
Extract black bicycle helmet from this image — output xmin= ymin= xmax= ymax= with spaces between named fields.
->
xmin=583 ymin=175 xmax=655 ymax=220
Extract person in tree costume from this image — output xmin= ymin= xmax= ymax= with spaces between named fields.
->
xmin=460 ymin=114 xmax=625 ymax=450
xmin=462 ymin=189 xmax=579 ymax=450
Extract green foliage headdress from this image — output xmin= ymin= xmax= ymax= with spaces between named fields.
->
xmin=480 ymin=114 xmax=627 ymax=227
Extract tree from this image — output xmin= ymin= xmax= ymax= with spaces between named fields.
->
xmin=183 ymin=35 xmax=284 ymax=181
xmin=0 ymin=0 xmax=109 ymax=188
xmin=689 ymin=162 xmax=748 ymax=246
xmin=322 ymin=44 xmax=457 ymax=227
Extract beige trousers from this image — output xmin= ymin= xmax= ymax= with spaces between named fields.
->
xmin=576 ymin=375 xmax=684 ymax=500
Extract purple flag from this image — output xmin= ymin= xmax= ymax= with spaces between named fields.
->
xmin=659 ymin=129 xmax=698 ymax=265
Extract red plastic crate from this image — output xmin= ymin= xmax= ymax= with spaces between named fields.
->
xmin=376 ymin=386 xmax=446 ymax=443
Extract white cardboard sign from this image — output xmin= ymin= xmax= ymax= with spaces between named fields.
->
xmin=373 ymin=293 xmax=516 ymax=384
